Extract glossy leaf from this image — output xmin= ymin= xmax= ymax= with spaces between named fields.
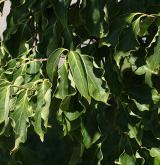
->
xmin=81 ymin=55 xmax=109 ymax=103
xmin=68 ymin=51 xmax=91 ymax=102
xmin=1 ymin=0 xmax=160 ymax=164
xmin=11 ymin=91 xmax=32 ymax=151
xmin=46 ymin=48 xmax=67 ymax=82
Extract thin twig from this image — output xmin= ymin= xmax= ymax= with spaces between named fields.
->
xmin=11 ymin=85 xmax=34 ymax=91
xmin=31 ymin=58 xmax=48 ymax=62
xmin=25 ymin=58 xmax=48 ymax=64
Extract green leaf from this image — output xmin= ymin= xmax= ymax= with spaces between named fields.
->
xmin=128 ymin=123 xmax=142 ymax=146
xmin=81 ymin=55 xmax=109 ymax=103
xmin=146 ymin=33 xmax=160 ymax=73
xmin=154 ymin=157 xmax=160 ymax=165
xmin=150 ymin=148 xmax=160 ymax=165
xmin=0 ymin=81 xmax=11 ymax=133
xmin=116 ymin=152 xmax=136 ymax=165
xmin=55 ymin=61 xmax=76 ymax=100
xmin=132 ymin=15 xmax=155 ymax=37
xmin=135 ymin=151 xmax=145 ymax=165
xmin=80 ymin=0 xmax=108 ymax=38
xmin=68 ymin=51 xmax=91 ymax=102
xmin=150 ymin=148 xmax=160 ymax=157
xmin=114 ymin=26 xmax=139 ymax=66
xmin=81 ymin=121 xmax=101 ymax=149
xmin=53 ymin=0 xmax=68 ymax=27
xmin=11 ymin=91 xmax=33 ymax=151
xmin=128 ymin=124 xmax=138 ymax=139
xmin=57 ymin=109 xmax=71 ymax=136
xmin=26 ymin=61 xmax=41 ymax=74
xmin=81 ymin=122 xmax=92 ymax=149
xmin=152 ymin=89 xmax=160 ymax=104
xmin=97 ymin=143 xmax=103 ymax=165
xmin=64 ymin=111 xmax=83 ymax=121
xmin=33 ymin=80 xmax=52 ymax=141
xmin=132 ymin=99 xmax=149 ymax=111
xmin=106 ymin=13 xmax=141 ymax=46
xmin=3 ymin=0 xmax=160 ymax=163
xmin=13 ymin=76 xmax=24 ymax=93
xmin=46 ymin=48 xmax=67 ymax=82
xmin=59 ymin=96 xmax=72 ymax=112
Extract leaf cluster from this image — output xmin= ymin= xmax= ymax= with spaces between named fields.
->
xmin=1 ymin=0 xmax=160 ymax=164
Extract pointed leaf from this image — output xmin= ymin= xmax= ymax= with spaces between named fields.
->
xmin=11 ymin=91 xmax=32 ymax=151
xmin=68 ymin=51 xmax=91 ymax=102
xmin=81 ymin=122 xmax=92 ymax=149
xmin=46 ymin=48 xmax=67 ymax=82
xmin=128 ymin=123 xmax=142 ymax=146
xmin=132 ymin=99 xmax=149 ymax=111
xmin=0 ymin=81 xmax=11 ymax=132
xmin=81 ymin=55 xmax=109 ymax=103
xmin=33 ymin=80 xmax=52 ymax=141
xmin=55 ymin=61 xmax=76 ymax=100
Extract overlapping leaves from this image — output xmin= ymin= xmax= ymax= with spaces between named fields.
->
xmin=0 ymin=55 xmax=52 ymax=151
xmin=1 ymin=0 xmax=160 ymax=164
xmin=0 ymin=46 xmax=109 ymax=152
xmin=47 ymin=48 xmax=109 ymax=104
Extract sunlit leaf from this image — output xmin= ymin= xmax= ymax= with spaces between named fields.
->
xmin=0 ymin=81 xmax=11 ymax=133
xmin=68 ymin=51 xmax=91 ymax=102
xmin=116 ymin=152 xmax=136 ymax=165
xmin=11 ymin=91 xmax=33 ymax=151
xmin=33 ymin=79 xmax=52 ymax=141
xmin=81 ymin=55 xmax=109 ymax=103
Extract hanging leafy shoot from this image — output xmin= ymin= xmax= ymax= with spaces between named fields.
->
xmin=1 ymin=0 xmax=160 ymax=164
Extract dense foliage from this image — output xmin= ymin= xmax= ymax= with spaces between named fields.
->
xmin=1 ymin=0 xmax=160 ymax=164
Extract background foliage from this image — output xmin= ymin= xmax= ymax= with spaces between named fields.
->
xmin=1 ymin=0 xmax=160 ymax=164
